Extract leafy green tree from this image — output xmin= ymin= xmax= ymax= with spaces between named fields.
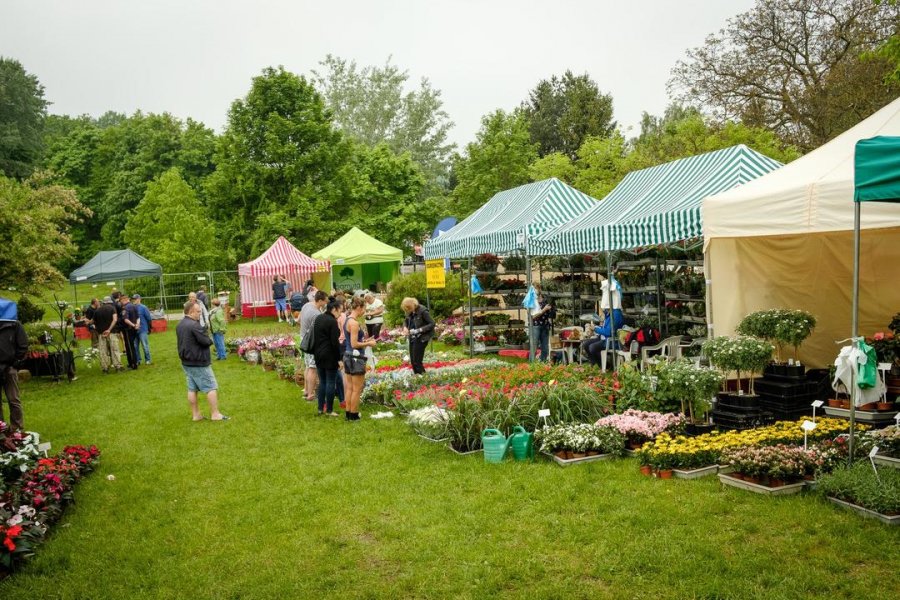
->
xmin=123 ymin=168 xmax=219 ymax=272
xmin=383 ymin=271 xmax=466 ymax=326
xmin=0 ymin=58 xmax=48 ymax=179
xmin=0 ymin=172 xmax=91 ymax=292
xmin=670 ymin=0 xmax=899 ymax=151
xmin=312 ymin=55 xmax=455 ymax=185
xmin=522 ymin=71 xmax=616 ymax=158
xmin=42 ymin=111 xmax=217 ymax=254
xmin=451 ymin=109 xmax=538 ymax=216
xmin=528 ymin=152 xmax=577 ymax=184
xmin=206 ymin=66 xmax=350 ymax=259
xmin=344 ymin=142 xmax=428 ymax=253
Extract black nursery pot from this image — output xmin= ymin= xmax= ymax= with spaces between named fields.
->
xmin=717 ymin=392 xmax=760 ymax=410
xmin=685 ymin=422 xmax=716 ymax=436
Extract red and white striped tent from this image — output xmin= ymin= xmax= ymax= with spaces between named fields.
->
xmin=238 ymin=236 xmax=330 ymax=308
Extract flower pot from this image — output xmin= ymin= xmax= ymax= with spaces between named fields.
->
xmin=640 ymin=465 xmax=653 ymax=477
xmin=769 ymin=478 xmax=785 ymax=488
xmin=730 ymin=472 xmax=745 ymax=480
xmin=745 ymin=475 xmax=762 ymax=485
xmin=877 ymin=402 xmax=895 ymax=411
xmin=827 ymin=398 xmax=842 ymax=408
xmin=657 ymin=469 xmax=673 ymax=480
xmin=685 ymin=422 xmax=715 ymax=436
xmin=628 ymin=440 xmax=644 ymax=450
xmin=840 ymin=399 xmax=851 ymax=409
xmin=571 ymin=452 xmax=587 ymax=459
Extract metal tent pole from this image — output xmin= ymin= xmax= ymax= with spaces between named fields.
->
xmin=849 ymin=202 xmax=861 ymax=461
xmin=468 ymin=256 xmax=474 ymax=359
xmin=525 ymin=234 xmax=535 ymax=363
xmin=608 ymin=250 xmax=617 ymax=371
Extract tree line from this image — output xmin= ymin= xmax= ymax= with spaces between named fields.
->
xmin=0 ymin=0 xmax=897 ymax=294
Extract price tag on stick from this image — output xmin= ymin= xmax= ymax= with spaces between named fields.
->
xmin=538 ymin=408 xmax=550 ymax=427
xmin=801 ymin=420 xmax=815 ymax=449
xmin=870 ymin=446 xmax=881 ymax=479
xmin=811 ymin=400 xmax=824 ymax=422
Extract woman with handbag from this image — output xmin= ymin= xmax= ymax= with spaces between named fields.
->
xmin=312 ymin=297 xmax=344 ymax=416
xmin=343 ymin=296 xmax=375 ymax=421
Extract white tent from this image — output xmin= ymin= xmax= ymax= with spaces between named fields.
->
xmin=703 ymin=97 xmax=900 ymax=367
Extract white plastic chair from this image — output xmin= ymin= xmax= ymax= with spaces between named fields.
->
xmin=640 ymin=336 xmax=683 ymax=371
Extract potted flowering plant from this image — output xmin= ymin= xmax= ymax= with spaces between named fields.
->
xmin=703 ymin=336 xmax=774 ymax=396
xmin=473 ymin=253 xmax=501 ymax=272
xmin=654 ymin=359 xmax=724 ymax=427
xmin=736 ymin=309 xmax=816 ymax=371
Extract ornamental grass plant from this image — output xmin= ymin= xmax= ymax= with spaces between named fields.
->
xmin=818 ymin=462 xmax=900 ymax=516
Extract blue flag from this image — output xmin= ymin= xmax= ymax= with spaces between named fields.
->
xmin=470 ymin=276 xmax=482 ymax=295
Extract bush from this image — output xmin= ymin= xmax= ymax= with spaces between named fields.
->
xmin=384 ymin=271 xmax=466 ymax=326
xmin=15 ymin=295 xmax=46 ymax=324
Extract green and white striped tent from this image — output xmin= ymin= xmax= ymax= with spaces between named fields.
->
xmin=424 ymin=178 xmax=598 ymax=259
xmin=531 ymin=145 xmax=783 ymax=255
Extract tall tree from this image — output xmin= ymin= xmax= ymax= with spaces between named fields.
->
xmin=205 ymin=66 xmax=350 ymax=258
xmin=522 ymin=70 xmax=616 ymax=159
xmin=123 ymin=168 xmax=219 ymax=272
xmin=312 ymin=55 xmax=455 ymax=185
xmin=451 ymin=110 xmax=538 ymax=216
xmin=0 ymin=58 xmax=48 ymax=179
xmin=42 ymin=112 xmax=217 ymax=254
xmin=670 ymin=0 xmax=899 ymax=151
xmin=0 ymin=172 xmax=90 ymax=292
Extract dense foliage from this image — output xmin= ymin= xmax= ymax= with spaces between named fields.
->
xmin=384 ymin=271 xmax=467 ymax=326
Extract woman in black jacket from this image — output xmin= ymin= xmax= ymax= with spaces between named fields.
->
xmin=312 ymin=297 xmax=344 ymax=416
xmin=401 ymin=297 xmax=435 ymax=375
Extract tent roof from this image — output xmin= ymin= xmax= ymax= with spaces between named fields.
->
xmin=532 ymin=145 xmax=782 ymax=255
xmin=312 ymin=227 xmax=402 ymax=265
xmin=855 ymin=136 xmax=900 ymax=203
xmin=424 ymin=178 xmax=598 ymax=259
xmin=704 ymin=98 xmax=900 ymax=240
xmin=69 ymin=249 xmax=162 ymax=283
xmin=238 ymin=236 xmax=329 ymax=277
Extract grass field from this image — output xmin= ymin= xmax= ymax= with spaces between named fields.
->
xmin=1 ymin=321 xmax=898 ymax=599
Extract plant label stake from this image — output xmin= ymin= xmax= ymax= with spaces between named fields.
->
xmin=869 ymin=445 xmax=881 ymax=481
xmin=538 ymin=408 xmax=550 ymax=428
xmin=895 ymin=413 xmax=900 ymax=426
xmin=811 ymin=400 xmax=824 ymax=423
xmin=37 ymin=442 xmax=52 ymax=457
xmin=801 ymin=420 xmax=816 ymax=450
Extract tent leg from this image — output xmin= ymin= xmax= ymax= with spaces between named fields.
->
xmin=73 ymin=283 xmax=78 ymax=312
xmin=608 ymin=251 xmax=617 ymax=372
xmin=526 ymin=253 xmax=534 ymax=363
xmin=849 ymin=202 xmax=861 ymax=462
xmin=468 ymin=257 xmax=474 ymax=359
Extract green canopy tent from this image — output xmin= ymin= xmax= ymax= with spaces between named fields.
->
xmin=68 ymin=249 xmax=163 ymax=309
xmin=312 ymin=227 xmax=403 ymax=293
xmin=424 ymin=178 xmax=599 ymax=360
xmin=849 ymin=136 xmax=900 ymax=457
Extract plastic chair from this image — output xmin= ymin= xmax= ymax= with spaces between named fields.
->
xmin=640 ymin=336 xmax=683 ymax=371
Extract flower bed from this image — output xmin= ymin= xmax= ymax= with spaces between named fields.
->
xmin=595 ymin=410 xmax=684 ymax=448
xmin=0 ymin=422 xmax=100 ymax=574
xmin=536 ymin=423 xmax=626 ymax=462
xmin=818 ymin=462 xmax=900 ymax=523
xmin=407 ymin=406 xmax=449 ymax=441
xmin=229 ymin=335 xmax=298 ymax=361
xmin=720 ymin=444 xmax=820 ymax=485
xmin=638 ymin=418 xmax=860 ymax=471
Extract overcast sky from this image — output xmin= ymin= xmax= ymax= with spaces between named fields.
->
xmin=1 ymin=0 xmax=756 ymax=149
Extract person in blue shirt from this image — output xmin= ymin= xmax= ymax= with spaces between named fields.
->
xmin=131 ymin=294 xmax=153 ymax=365
xmin=272 ymin=275 xmax=289 ymax=323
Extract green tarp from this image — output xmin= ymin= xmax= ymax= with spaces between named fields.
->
xmin=854 ymin=136 xmax=900 ymax=203
xmin=69 ymin=249 xmax=162 ymax=283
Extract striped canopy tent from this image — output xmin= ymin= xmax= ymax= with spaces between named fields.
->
xmin=238 ymin=236 xmax=329 ymax=307
xmin=424 ymin=178 xmax=598 ymax=259
xmin=531 ymin=145 xmax=783 ymax=255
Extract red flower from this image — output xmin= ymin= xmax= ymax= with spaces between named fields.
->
xmin=3 ymin=537 xmax=15 ymax=552
xmin=6 ymin=525 xmax=22 ymax=537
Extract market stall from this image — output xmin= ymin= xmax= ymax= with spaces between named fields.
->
xmin=238 ymin=236 xmax=330 ymax=318
xmin=312 ymin=227 xmax=402 ymax=293
xmin=703 ymin=98 xmax=900 ymax=368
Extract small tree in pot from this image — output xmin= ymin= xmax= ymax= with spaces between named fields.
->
xmin=703 ymin=336 xmax=774 ymax=396
xmin=736 ymin=308 xmax=816 ymax=363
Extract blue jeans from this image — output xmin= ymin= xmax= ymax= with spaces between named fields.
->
xmin=134 ymin=331 xmax=151 ymax=363
xmin=212 ymin=332 xmax=227 ymax=360
xmin=532 ymin=324 xmax=551 ymax=362
xmin=316 ymin=366 xmax=338 ymax=413
xmin=335 ymin=368 xmax=345 ymax=402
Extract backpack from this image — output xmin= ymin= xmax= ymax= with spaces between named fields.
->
xmin=624 ymin=326 xmax=660 ymax=352
xmin=300 ymin=318 xmax=316 ymax=354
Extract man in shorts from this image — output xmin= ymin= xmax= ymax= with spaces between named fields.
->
xmin=176 ymin=300 xmax=228 ymax=422
xmin=272 ymin=275 xmax=289 ymax=323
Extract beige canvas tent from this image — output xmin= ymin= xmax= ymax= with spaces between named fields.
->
xmin=703 ymin=98 xmax=900 ymax=368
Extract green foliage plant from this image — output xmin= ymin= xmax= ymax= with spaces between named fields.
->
xmin=613 ymin=363 xmax=660 ymax=412
xmin=817 ymin=461 xmax=900 ymax=516
xmin=736 ymin=309 xmax=816 ymax=362
xmin=655 ymin=359 xmax=724 ymax=423
xmin=384 ymin=271 xmax=466 ymax=326
xmin=703 ymin=336 xmax=774 ymax=395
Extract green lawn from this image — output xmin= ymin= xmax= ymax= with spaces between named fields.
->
xmin=1 ymin=321 xmax=898 ymax=599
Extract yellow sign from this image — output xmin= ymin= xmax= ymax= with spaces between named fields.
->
xmin=425 ymin=259 xmax=446 ymax=289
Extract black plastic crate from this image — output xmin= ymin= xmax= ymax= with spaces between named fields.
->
xmin=712 ymin=408 xmax=773 ymax=430
xmin=753 ymin=378 xmax=819 ymax=399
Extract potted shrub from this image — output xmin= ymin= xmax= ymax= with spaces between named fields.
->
xmin=473 ymin=253 xmax=501 ymax=272
xmin=501 ymin=254 xmax=526 ymax=271
xmin=655 ymin=359 xmax=723 ymax=428
xmin=737 ymin=309 xmax=816 ymax=375
xmin=867 ymin=313 xmax=900 ymax=378
xmin=703 ymin=336 xmax=774 ymax=397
